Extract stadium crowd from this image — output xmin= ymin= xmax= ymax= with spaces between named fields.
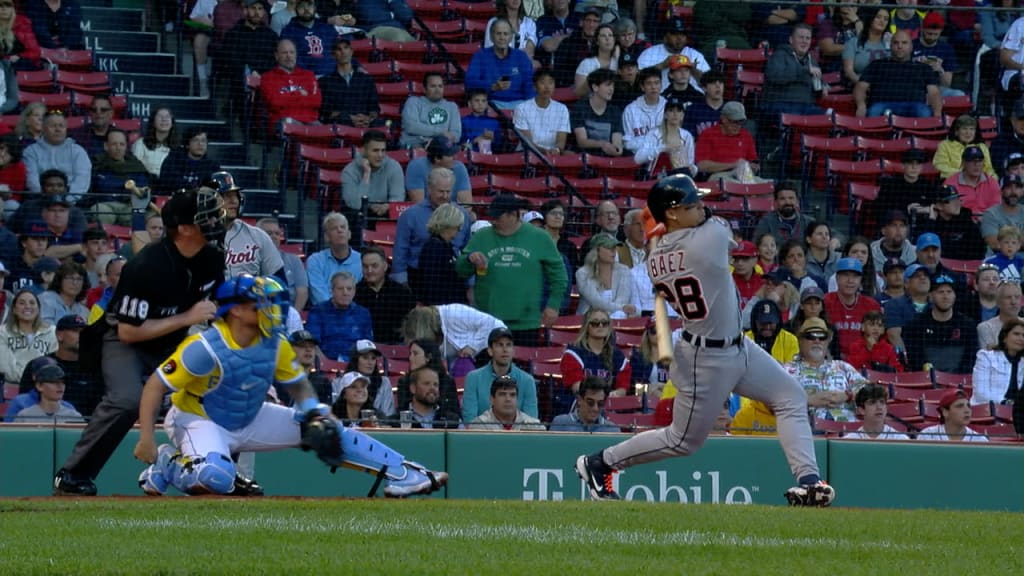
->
xmin=0 ymin=0 xmax=1022 ymax=450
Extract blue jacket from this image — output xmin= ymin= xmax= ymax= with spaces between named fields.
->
xmin=280 ymin=19 xmax=340 ymax=77
xmin=353 ymin=0 xmax=413 ymax=31
xmin=460 ymin=114 xmax=503 ymax=152
xmin=391 ymin=200 xmax=470 ymax=284
xmin=306 ymin=300 xmax=373 ymax=362
xmin=465 ymin=47 xmax=536 ymax=103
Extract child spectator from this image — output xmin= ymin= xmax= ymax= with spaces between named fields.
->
xmin=846 ymin=310 xmax=903 ymax=373
xmin=843 ymin=383 xmax=911 ymax=440
xmin=460 ymin=89 xmax=503 ymax=153
xmin=983 ymin=225 xmax=1024 ymax=282
xmin=731 ymin=240 xmax=764 ymax=310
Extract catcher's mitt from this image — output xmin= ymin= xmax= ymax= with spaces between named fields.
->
xmin=300 ymin=413 xmax=343 ymax=465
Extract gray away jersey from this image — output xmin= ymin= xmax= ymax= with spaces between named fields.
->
xmin=223 ymin=219 xmax=284 ymax=279
xmin=647 ymin=217 xmax=742 ymax=340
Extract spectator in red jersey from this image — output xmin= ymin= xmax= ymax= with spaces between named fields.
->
xmin=731 ymin=240 xmax=764 ymax=310
xmin=823 ymin=257 xmax=881 ymax=361
xmin=258 ymin=38 xmax=321 ymax=136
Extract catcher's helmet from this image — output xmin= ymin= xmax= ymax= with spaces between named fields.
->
xmin=647 ymin=173 xmax=705 ymax=224
xmin=216 ymin=274 xmax=289 ymax=337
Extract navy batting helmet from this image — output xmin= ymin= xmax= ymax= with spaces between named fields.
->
xmin=206 ymin=171 xmax=244 ymax=212
xmin=647 ymin=174 xmax=704 ymax=223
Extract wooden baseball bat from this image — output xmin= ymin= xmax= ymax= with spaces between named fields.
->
xmin=649 ymin=234 xmax=674 ymax=364
xmin=124 ymin=179 xmax=159 ymax=214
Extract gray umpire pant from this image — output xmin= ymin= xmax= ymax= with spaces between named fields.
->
xmin=62 ymin=332 xmax=163 ymax=480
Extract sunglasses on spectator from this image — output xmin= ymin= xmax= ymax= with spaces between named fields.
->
xmin=802 ymin=332 xmax=829 ymax=342
xmin=589 ymin=320 xmax=611 ymax=327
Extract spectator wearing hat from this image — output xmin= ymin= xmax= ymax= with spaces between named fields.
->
xmin=622 ymin=66 xmax=666 ymax=154
xmin=404 ymin=136 xmax=472 ymax=205
xmin=745 ymin=299 xmax=799 ymax=365
xmin=514 ymin=69 xmax=571 ymax=157
xmin=571 ymin=68 xmax=624 ymax=157
xmin=981 ymin=173 xmax=1024 ymax=253
xmin=1005 ymin=152 xmax=1024 ymax=180
xmin=468 ymin=375 xmax=546 ymax=431
xmin=789 ymin=284 xmax=828 ymax=335
xmin=353 ymin=245 xmax=416 ymax=343
xmin=38 ymin=261 xmax=89 ymax=326
xmin=392 ymin=166 xmax=471 ymax=286
xmin=465 ymin=18 xmax=536 ymax=111
xmin=934 ymin=115 xmax=996 ymax=180
xmin=681 ymin=64 xmax=735 ymax=136
xmin=637 ymin=17 xmax=709 ymax=91
xmin=876 ymin=257 xmax=908 ymax=306
xmin=462 ymin=326 xmax=538 ymax=422
xmin=867 ymin=148 xmax=935 ymax=237
xmin=23 ymin=111 xmax=91 ymax=203
xmin=456 ymin=193 xmax=568 ymax=346
xmin=576 ymin=233 xmax=636 ymax=319
xmin=283 ymin=329 xmax=331 ymax=403
xmin=762 ymin=24 xmax=825 ymax=127
xmin=340 ymin=130 xmax=403 ymax=241
xmin=903 ymin=273 xmax=977 ymax=373
xmin=741 ymin=266 xmax=800 ymax=330
xmin=731 ymin=240 xmax=764 ymax=309
xmin=343 ymin=338 xmax=394 ymax=415
xmin=693 ymin=0 xmax=752 ymax=60
xmin=943 ymin=145 xmax=1001 ymax=215
xmin=824 ymin=257 xmax=882 ymax=360
xmin=870 ymin=210 xmax=917 ymax=272
xmin=9 ymin=363 xmax=82 ymax=423
xmin=306 ymin=270 xmax=372 ymax=362
xmin=633 ymin=96 xmax=696 ymax=179
xmin=9 ymin=170 xmax=85 ymax=236
xmin=990 ymin=101 xmax=1024 ymax=175
xmin=695 ymin=101 xmax=762 ymax=182
xmin=912 ymin=12 xmax=964 ymax=98
xmin=36 ymin=193 xmax=87 ymax=262
xmin=14 ymin=314 xmax=101 ymax=417
xmin=917 ymin=389 xmax=989 ymax=441
xmin=853 ymin=30 xmax=942 ymax=118
xmin=398 ymin=72 xmax=461 ymax=149
xmin=979 ymin=266 xmax=1024 ymax=350
xmin=784 ymin=317 xmax=866 ymax=424
xmin=461 ymin=89 xmax=504 ymax=154
xmin=6 ymin=223 xmax=49 ymax=292
xmin=611 ymin=52 xmax=641 ymax=110
xmin=660 ymin=55 xmax=704 ymax=106
xmin=330 ymin=371 xmax=380 ymax=426
xmin=221 ymin=0 xmax=278 ymax=117
xmin=912 ymin=231 xmax=969 ymax=299
xmin=547 ymin=6 xmax=599 ymax=87
xmin=317 ymin=37 xmax=381 ymax=128
xmin=573 ymin=23 xmax=619 ymax=97
xmin=912 ymin=185 xmax=985 ymax=261
xmin=88 ymin=128 xmax=150 ymax=226
xmin=754 ymin=184 xmax=813 ymax=253
xmin=827 ymin=236 xmax=883 ymax=298
xmin=882 ymin=262 xmax=931 ymax=353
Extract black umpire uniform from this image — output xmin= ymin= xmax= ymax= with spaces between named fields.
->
xmin=54 ymin=189 xmax=226 ymax=495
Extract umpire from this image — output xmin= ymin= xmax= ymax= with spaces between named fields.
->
xmin=54 ymin=188 xmax=228 ymax=496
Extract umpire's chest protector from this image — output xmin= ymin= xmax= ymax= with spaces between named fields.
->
xmin=187 ymin=329 xmax=280 ymax=430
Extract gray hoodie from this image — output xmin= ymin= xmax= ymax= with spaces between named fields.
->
xmin=763 ymin=43 xmax=818 ymax=105
xmin=24 ymin=137 xmax=92 ymax=202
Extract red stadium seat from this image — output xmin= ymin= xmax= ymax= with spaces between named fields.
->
xmin=40 ymin=47 xmax=94 ymax=71
xmin=780 ymin=113 xmax=833 ymax=179
xmin=800 ymin=135 xmax=858 ymax=195
xmin=856 ymin=136 xmax=914 ymax=162
xmin=890 ymin=115 xmax=946 ymax=139
xmin=832 ymin=113 xmax=892 ymax=138
xmin=826 ymin=158 xmax=882 ymax=215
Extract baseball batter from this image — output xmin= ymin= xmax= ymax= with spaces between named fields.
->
xmin=208 ymin=172 xmax=286 ymax=281
xmin=134 ymin=274 xmax=447 ymax=498
xmin=575 ymin=174 xmax=836 ymax=507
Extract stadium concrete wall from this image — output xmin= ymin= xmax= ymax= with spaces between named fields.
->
xmin=2 ymin=426 xmax=1021 ymax=511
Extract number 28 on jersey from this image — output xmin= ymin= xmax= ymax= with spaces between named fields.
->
xmin=649 ymin=249 xmax=708 ymax=321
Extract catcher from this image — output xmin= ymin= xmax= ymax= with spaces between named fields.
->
xmin=133 ymin=274 xmax=447 ymax=497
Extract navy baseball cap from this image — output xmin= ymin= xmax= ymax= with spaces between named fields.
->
xmin=288 ymin=330 xmax=319 ymax=345
xmin=1005 ymin=152 xmax=1024 ymax=170
xmin=20 ymin=221 xmax=50 ymax=238
xmin=56 ymin=315 xmax=87 ymax=330
xmin=34 ymin=363 xmax=65 ymax=382
xmin=488 ymin=327 xmax=514 ymax=345
xmin=765 ymin=267 xmax=797 ymax=288
xmin=933 ymin=185 xmax=962 ymax=203
xmin=618 ymin=52 xmax=638 ymax=68
xmin=666 ymin=17 xmax=687 ymax=34
xmin=426 ymin=135 xmax=459 ymax=157
xmin=883 ymin=258 xmax=908 ymax=274
xmin=962 ymin=146 xmax=985 ymax=162
xmin=752 ymin=299 xmax=782 ymax=325
xmin=835 ymin=257 xmax=863 ymax=275
xmin=799 ymin=285 xmax=824 ymax=303
xmin=883 ymin=210 xmax=908 ymax=225
xmin=1001 ymin=173 xmax=1024 ymax=188
xmin=902 ymin=148 xmax=928 ymax=163
xmin=916 ymin=232 xmax=941 ymax=251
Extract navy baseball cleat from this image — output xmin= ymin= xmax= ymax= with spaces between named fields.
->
xmin=53 ymin=469 xmax=97 ymax=497
xmin=576 ymin=453 xmax=620 ymax=500
xmin=229 ymin=474 xmax=265 ymax=497
xmin=785 ymin=481 xmax=836 ymax=507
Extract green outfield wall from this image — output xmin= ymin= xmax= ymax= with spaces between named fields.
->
xmin=1 ymin=426 xmax=1021 ymax=511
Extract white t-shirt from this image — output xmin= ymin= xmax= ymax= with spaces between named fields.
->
xmin=1002 ymin=17 xmax=1024 ymax=89
xmin=189 ymin=0 xmax=216 ymax=21
xmin=513 ymin=98 xmax=571 ymax=149
xmin=575 ymin=56 xmax=618 ymax=79
xmin=843 ymin=424 xmax=911 ymax=440
xmin=917 ymin=424 xmax=989 ymax=442
xmin=484 ymin=17 xmax=539 ymax=51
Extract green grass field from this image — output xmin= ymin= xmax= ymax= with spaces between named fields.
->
xmin=2 ymin=499 xmax=1021 ymax=575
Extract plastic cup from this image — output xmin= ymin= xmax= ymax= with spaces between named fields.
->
xmin=400 ymin=410 xmax=415 ymax=429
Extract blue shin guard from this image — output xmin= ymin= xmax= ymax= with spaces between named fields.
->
xmin=168 ymin=451 xmax=237 ymax=495
xmin=332 ymin=428 xmax=447 ymax=498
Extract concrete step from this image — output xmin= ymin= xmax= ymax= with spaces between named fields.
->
xmin=81 ymin=7 xmax=145 ymax=33
xmin=222 ymin=165 xmax=264 ymax=190
xmin=84 ymin=30 xmax=160 ymax=53
xmin=97 ymin=51 xmax=176 ymax=75
xmin=176 ymin=119 xmax=232 ymax=141
xmin=207 ymin=142 xmax=248 ymax=166
xmin=111 ymin=73 xmax=191 ymax=97
xmin=129 ymin=95 xmax=216 ymax=121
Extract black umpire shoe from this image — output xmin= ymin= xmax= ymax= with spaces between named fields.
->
xmin=53 ymin=469 xmax=98 ymax=496
xmin=229 ymin=473 xmax=264 ymax=497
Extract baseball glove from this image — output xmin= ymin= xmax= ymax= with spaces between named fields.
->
xmin=300 ymin=413 xmax=343 ymax=465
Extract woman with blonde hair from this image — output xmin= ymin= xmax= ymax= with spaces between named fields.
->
xmin=15 ymin=101 xmax=45 ymax=144
xmin=559 ymin=309 xmax=630 ymax=414
xmin=0 ymin=289 xmax=57 ymax=384
xmin=633 ymin=97 xmax=696 ymax=177
xmin=416 ymin=203 xmax=467 ymax=305
xmin=575 ymin=233 xmax=636 ymax=318
xmin=0 ymin=0 xmax=41 ymax=70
